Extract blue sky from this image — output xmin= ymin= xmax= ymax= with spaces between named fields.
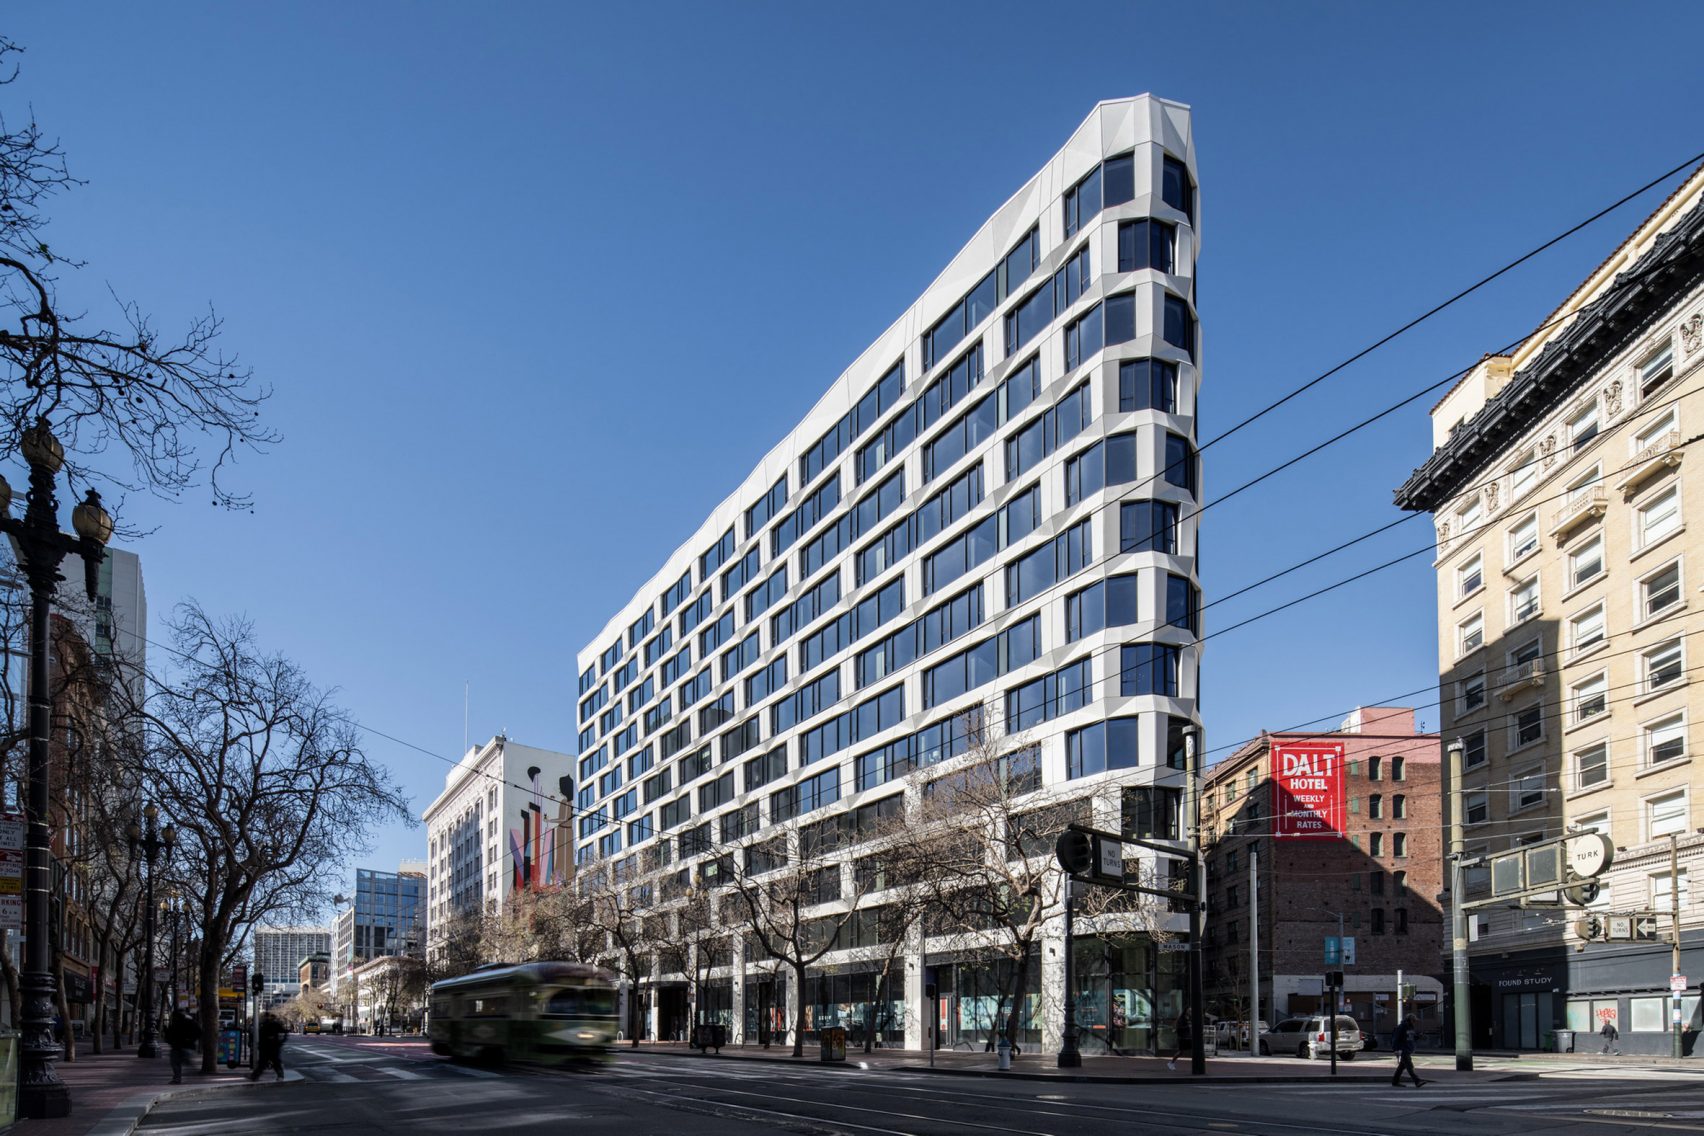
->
xmin=7 ymin=2 xmax=1704 ymax=891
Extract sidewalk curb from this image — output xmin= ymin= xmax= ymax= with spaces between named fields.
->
xmin=625 ymin=1048 xmax=864 ymax=1072
xmin=882 ymin=1065 xmax=1543 ymax=1085
xmin=91 ymin=1070 xmax=303 ymax=1136
xmin=622 ymin=1048 xmax=1538 ymax=1085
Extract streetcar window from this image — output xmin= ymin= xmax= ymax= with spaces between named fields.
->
xmin=543 ymin=988 xmax=581 ymax=1016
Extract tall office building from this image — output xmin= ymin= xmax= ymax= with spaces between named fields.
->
xmin=252 ymin=925 xmax=332 ymax=1007
xmin=573 ymin=97 xmax=1201 ymax=1051
xmin=327 ymin=867 xmax=425 ymax=993
xmin=1395 ymin=164 xmax=1704 ymax=1052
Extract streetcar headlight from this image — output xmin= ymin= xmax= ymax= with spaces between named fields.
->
xmin=577 ymin=1030 xmax=596 ymax=1042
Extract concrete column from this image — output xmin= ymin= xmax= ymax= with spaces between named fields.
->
xmin=904 ymin=928 xmax=925 ymax=1051
xmin=1041 ymin=915 xmax=1067 ymax=1053
xmin=731 ymin=939 xmax=746 ymax=1045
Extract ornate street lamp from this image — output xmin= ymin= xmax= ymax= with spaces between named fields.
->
xmin=0 ymin=417 xmax=111 ymax=1118
xmin=127 ymin=803 xmax=175 ymax=1058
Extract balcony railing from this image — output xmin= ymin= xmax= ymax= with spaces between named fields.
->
xmin=1550 ymin=485 xmax=1607 ymax=538
xmin=1616 ymin=429 xmax=1684 ymax=497
xmin=1498 ymin=659 xmax=1545 ymax=700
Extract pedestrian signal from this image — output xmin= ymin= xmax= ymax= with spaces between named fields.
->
xmin=1056 ymin=829 xmax=1093 ymax=875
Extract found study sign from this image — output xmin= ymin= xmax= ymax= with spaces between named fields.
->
xmin=1274 ymin=742 xmax=1345 ymax=839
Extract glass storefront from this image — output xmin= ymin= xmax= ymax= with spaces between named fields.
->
xmin=928 ymin=952 xmax=1043 ymax=1049
xmin=1067 ymin=936 xmax=1186 ymax=1055
xmin=801 ymin=969 xmax=905 ymax=1045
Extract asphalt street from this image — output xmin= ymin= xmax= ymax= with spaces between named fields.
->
xmin=134 ymin=1035 xmax=1704 ymax=1136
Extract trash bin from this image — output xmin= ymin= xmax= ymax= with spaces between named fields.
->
xmin=820 ymin=1026 xmax=846 ymax=1063
xmin=692 ymin=1023 xmax=726 ymax=1052
xmin=1554 ymin=1029 xmax=1575 ymax=1054
xmin=997 ymin=1036 xmax=1012 ymax=1070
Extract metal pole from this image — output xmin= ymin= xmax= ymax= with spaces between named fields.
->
xmin=1447 ymin=738 xmax=1473 ymax=1071
xmin=1396 ymin=967 xmax=1404 ymax=1036
xmin=1186 ymin=730 xmax=1205 ymax=1075
xmin=1672 ymin=834 xmax=1684 ymax=1060
xmin=1248 ymin=848 xmax=1259 ymax=1057
xmin=137 ymin=858 xmax=158 ymax=1057
xmin=1059 ymin=879 xmax=1080 ymax=1067
xmin=1330 ymin=912 xmax=1342 ymax=1076
xmin=19 ymin=577 xmax=67 ymax=1116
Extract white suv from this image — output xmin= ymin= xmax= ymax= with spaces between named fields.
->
xmin=1274 ymin=1015 xmax=1362 ymax=1059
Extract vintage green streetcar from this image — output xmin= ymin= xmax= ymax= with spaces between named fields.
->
xmin=428 ymin=961 xmax=619 ymax=1064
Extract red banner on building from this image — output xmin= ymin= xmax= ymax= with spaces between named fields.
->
xmin=1273 ymin=741 xmax=1345 ymax=839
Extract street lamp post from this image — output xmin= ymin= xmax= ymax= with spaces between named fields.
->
xmin=0 ymin=417 xmax=112 ymax=1118
xmin=127 ymin=804 xmax=175 ymax=1058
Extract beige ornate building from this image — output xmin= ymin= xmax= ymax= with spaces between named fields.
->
xmin=1395 ymin=164 xmax=1704 ymax=1054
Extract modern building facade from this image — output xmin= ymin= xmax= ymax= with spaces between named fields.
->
xmin=252 ymin=925 xmax=332 ymax=1007
xmin=572 ymin=96 xmax=1202 ymax=1052
xmin=1201 ymin=708 xmax=1444 ymax=1041
xmin=421 ymin=735 xmax=574 ymax=951
xmin=1395 ymin=164 xmax=1704 ymax=1053
xmin=328 ymin=867 xmax=425 ymax=995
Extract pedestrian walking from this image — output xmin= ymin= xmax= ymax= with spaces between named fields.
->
xmin=1166 ymin=1008 xmax=1193 ymax=1071
xmin=1599 ymin=1019 xmax=1620 ymax=1055
xmin=250 ymin=1012 xmax=287 ymax=1081
xmin=163 ymin=1008 xmax=201 ymax=1085
xmin=1390 ymin=1015 xmax=1425 ymax=1088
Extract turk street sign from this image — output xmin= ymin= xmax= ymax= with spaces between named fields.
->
xmin=1566 ymin=832 xmax=1614 ymax=878
xmin=1274 ymin=742 xmax=1345 ymax=839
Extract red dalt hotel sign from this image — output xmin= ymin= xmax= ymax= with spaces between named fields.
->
xmin=1274 ymin=741 xmax=1345 ymax=839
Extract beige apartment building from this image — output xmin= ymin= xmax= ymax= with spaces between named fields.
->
xmin=1395 ymin=165 xmax=1704 ymax=1055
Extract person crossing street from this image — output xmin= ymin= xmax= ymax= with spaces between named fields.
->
xmin=1390 ymin=1015 xmax=1426 ymax=1088
xmin=249 ymin=1012 xmax=287 ymax=1081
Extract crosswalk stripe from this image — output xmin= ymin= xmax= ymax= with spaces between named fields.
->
xmin=438 ymin=1062 xmax=502 ymax=1078
xmin=379 ymin=1067 xmax=429 ymax=1080
xmin=315 ymin=1069 xmax=358 ymax=1083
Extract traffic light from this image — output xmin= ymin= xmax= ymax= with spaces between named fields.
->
xmin=1056 ymin=829 xmax=1093 ymax=875
xmin=251 ymin=970 xmax=265 ymax=995
xmin=1564 ymin=880 xmax=1600 ymax=906
xmin=1573 ymin=916 xmax=1603 ymax=942
xmin=1324 ymin=970 xmax=1344 ymax=989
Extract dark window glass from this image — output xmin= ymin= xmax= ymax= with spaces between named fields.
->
xmin=1119 ymin=359 xmax=1178 ymax=414
xmin=1162 ymin=294 xmax=1195 ymax=359
xmin=1161 ymin=156 xmax=1193 ymax=223
xmin=1121 ymin=643 xmax=1182 ymax=697
xmin=1117 ymin=219 xmax=1175 ymax=274
xmin=1066 ymin=716 xmax=1141 ymax=778
xmin=1165 ymin=574 xmax=1199 ymax=634
xmin=1163 ymin=432 xmax=1197 ymax=496
xmin=1121 ymin=499 xmax=1179 ymax=554
xmin=1065 ymin=574 xmax=1140 ymax=641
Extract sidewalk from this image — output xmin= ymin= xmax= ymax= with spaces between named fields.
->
xmin=10 ymin=1040 xmax=277 ymax=1136
xmin=621 ymin=1040 xmax=1533 ymax=1084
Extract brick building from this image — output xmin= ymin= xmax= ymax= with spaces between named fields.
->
xmin=1201 ymin=707 xmax=1444 ymax=1041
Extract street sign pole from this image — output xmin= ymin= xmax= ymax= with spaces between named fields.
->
xmin=1447 ymin=738 xmax=1473 ymax=1072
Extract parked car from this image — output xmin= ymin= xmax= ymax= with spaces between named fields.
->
xmin=1285 ymin=1015 xmax=1362 ymax=1060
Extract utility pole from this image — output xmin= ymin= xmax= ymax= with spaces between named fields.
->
xmin=1672 ymin=834 xmax=1684 ymax=1060
xmin=1447 ymin=737 xmax=1472 ymax=1071
xmin=1248 ymin=848 xmax=1259 ymax=1057
xmin=1186 ymin=730 xmax=1205 ymax=1075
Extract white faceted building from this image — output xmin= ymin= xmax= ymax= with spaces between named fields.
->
xmin=573 ymin=96 xmax=1202 ymax=1052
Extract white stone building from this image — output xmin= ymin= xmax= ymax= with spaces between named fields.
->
xmin=422 ymin=735 xmax=575 ymax=951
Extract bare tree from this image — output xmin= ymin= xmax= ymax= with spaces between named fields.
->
xmin=578 ymin=861 xmax=662 ymax=1046
xmin=725 ymin=821 xmax=874 ymax=1058
xmin=425 ymin=909 xmax=489 ymax=983
xmin=887 ymin=707 xmax=1082 ymax=1052
xmin=0 ymin=38 xmax=275 ymax=514
xmin=279 ymin=984 xmax=331 ymax=1030
xmin=121 ymin=601 xmax=411 ymax=1071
